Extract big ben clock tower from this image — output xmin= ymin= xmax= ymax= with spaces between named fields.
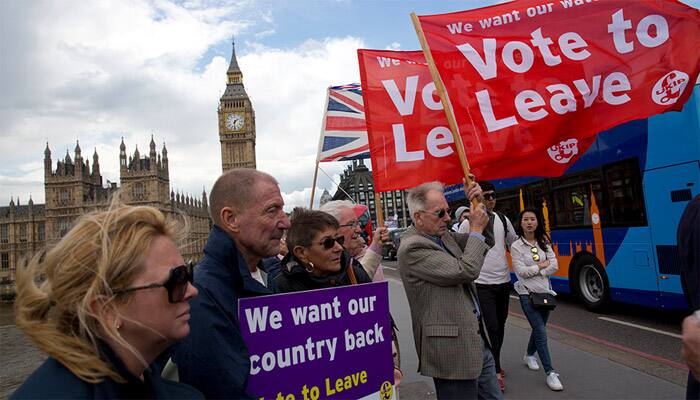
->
xmin=219 ymin=40 xmax=256 ymax=171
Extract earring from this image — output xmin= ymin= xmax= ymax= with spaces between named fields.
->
xmin=305 ymin=262 xmax=314 ymax=273
xmin=115 ymin=321 xmax=121 ymax=330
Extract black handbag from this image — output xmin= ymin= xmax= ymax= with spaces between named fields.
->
xmin=530 ymin=292 xmax=557 ymax=309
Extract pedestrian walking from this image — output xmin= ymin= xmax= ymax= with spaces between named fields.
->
xmin=511 ymin=208 xmax=563 ymax=391
xmin=398 ymin=180 xmax=502 ymax=400
xmin=12 ymin=200 xmax=202 ymax=399
xmin=458 ymin=181 xmax=517 ymax=392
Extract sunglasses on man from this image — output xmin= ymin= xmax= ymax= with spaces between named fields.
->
xmin=483 ymin=192 xmax=496 ymax=200
xmin=115 ymin=261 xmax=194 ymax=303
xmin=318 ymin=235 xmax=345 ymax=249
xmin=419 ymin=208 xmax=450 ymax=219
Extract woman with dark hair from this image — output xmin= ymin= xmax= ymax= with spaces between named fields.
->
xmin=511 ymin=208 xmax=563 ymax=392
xmin=274 ymin=207 xmax=371 ymax=292
xmin=274 ymin=208 xmax=403 ymax=385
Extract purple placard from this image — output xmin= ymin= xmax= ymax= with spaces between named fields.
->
xmin=239 ymin=282 xmax=394 ymax=400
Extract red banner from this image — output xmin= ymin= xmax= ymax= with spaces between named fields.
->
xmin=358 ymin=49 xmax=592 ymax=191
xmin=359 ymin=49 xmax=465 ymax=191
xmin=412 ymin=0 xmax=700 ymax=182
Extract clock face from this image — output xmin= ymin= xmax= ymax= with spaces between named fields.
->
xmin=226 ymin=113 xmax=245 ymax=131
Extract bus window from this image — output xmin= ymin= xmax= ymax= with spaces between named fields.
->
xmin=603 ymin=159 xmax=647 ymax=226
xmin=550 ymin=170 xmax=604 ymax=229
xmin=496 ymin=188 xmax=520 ymax=222
xmin=525 ymin=180 xmax=549 ymax=212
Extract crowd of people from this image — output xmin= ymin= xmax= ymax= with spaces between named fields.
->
xmin=9 ymin=167 xmax=699 ymax=399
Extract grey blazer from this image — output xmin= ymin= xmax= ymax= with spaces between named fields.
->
xmin=398 ymin=226 xmax=491 ymax=380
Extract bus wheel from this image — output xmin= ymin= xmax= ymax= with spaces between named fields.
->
xmin=572 ymin=254 xmax=610 ymax=312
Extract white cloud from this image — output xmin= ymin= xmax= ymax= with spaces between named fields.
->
xmin=240 ymin=36 xmax=364 ymax=206
xmin=1 ymin=0 xmax=358 ymax=210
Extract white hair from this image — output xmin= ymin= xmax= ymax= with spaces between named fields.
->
xmin=319 ymin=200 xmax=355 ymax=220
xmin=406 ymin=181 xmax=444 ymax=217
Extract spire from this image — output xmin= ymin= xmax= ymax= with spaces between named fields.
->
xmin=28 ymin=195 xmax=34 ymax=206
xmin=44 ymin=142 xmax=52 ymax=174
xmin=74 ymin=140 xmax=82 ymax=158
xmin=227 ymin=37 xmax=241 ymax=74
xmin=202 ymin=187 xmax=208 ymax=208
xmin=119 ymin=137 xmax=127 ymax=169
xmin=92 ymin=147 xmax=100 ymax=175
xmin=150 ymin=134 xmax=156 ymax=154
xmin=65 ymin=149 xmax=72 ymax=163
xmin=9 ymin=196 xmax=14 ymax=207
xmin=225 ymin=39 xmax=244 ymax=86
xmin=162 ymin=142 xmax=168 ymax=157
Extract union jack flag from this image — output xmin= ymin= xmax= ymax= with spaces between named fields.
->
xmin=317 ymin=84 xmax=370 ymax=162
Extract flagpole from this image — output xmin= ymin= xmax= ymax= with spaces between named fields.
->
xmin=309 ymin=161 xmax=320 ymax=209
xmin=375 ymin=191 xmax=385 ymax=228
xmin=411 ymin=12 xmax=479 ymax=207
xmin=310 ymin=86 xmax=332 ymax=209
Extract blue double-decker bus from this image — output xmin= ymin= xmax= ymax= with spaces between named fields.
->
xmin=446 ymin=84 xmax=700 ymax=311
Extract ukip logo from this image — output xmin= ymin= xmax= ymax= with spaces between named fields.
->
xmin=652 ymin=70 xmax=689 ymax=106
xmin=547 ymin=138 xmax=579 ymax=164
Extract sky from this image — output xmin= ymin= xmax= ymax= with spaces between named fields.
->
xmin=2 ymin=0 xmax=699 ymax=211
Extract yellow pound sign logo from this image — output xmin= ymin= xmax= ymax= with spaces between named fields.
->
xmin=379 ymin=381 xmax=393 ymax=400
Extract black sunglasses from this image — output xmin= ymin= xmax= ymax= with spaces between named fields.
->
xmin=318 ymin=235 xmax=345 ymax=249
xmin=115 ymin=261 xmax=194 ymax=303
xmin=419 ymin=208 xmax=449 ymax=218
xmin=483 ymin=192 xmax=496 ymax=200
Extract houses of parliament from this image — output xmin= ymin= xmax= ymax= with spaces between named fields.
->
xmin=0 ymin=41 xmax=257 ymax=285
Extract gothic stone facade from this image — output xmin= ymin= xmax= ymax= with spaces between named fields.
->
xmin=0 ymin=138 xmax=210 ymax=284
xmin=219 ymin=41 xmax=256 ymax=171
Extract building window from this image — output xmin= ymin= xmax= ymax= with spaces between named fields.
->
xmin=1 ymin=253 xmax=8 ymax=270
xmin=58 ymin=219 xmax=71 ymax=237
xmin=38 ymin=223 xmax=45 ymax=241
xmin=59 ymin=189 xmax=70 ymax=206
xmin=0 ymin=225 xmax=7 ymax=244
xmin=133 ymin=183 xmax=146 ymax=201
xmin=19 ymin=224 xmax=27 ymax=243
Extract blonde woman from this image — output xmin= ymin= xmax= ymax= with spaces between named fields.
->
xmin=11 ymin=201 xmax=202 ymax=399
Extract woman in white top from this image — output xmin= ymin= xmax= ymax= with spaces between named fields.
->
xmin=511 ymin=208 xmax=563 ymax=392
